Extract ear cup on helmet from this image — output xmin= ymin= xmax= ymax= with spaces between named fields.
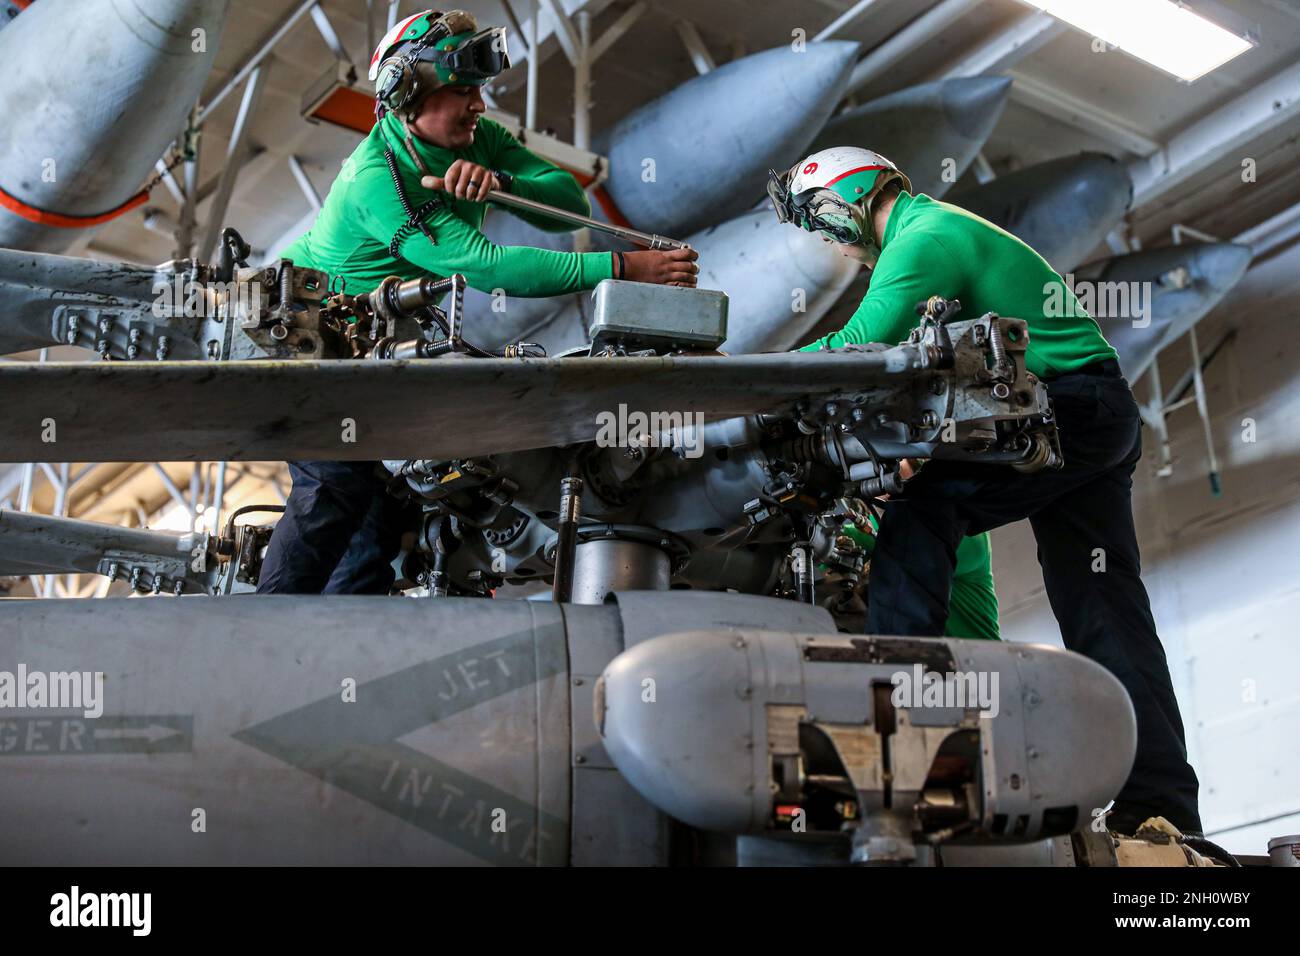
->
xmin=376 ymin=56 xmax=416 ymax=112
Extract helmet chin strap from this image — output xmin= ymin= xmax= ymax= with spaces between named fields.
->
xmin=846 ymin=200 xmax=878 ymax=253
xmin=399 ymin=113 xmax=432 ymax=175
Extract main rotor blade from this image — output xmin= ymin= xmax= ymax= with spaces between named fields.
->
xmin=0 ymin=247 xmax=171 ymax=356
xmin=0 ymin=352 xmax=917 ymax=463
xmin=0 ymin=509 xmax=203 ymax=585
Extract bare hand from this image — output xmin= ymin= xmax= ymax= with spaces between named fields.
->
xmin=623 ymin=247 xmax=699 ymax=287
xmin=421 ymin=161 xmax=498 ymax=202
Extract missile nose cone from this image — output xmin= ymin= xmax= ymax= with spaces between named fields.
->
xmin=771 ymin=39 xmax=862 ymax=111
xmin=1191 ymin=241 xmax=1254 ymax=294
xmin=950 ymin=152 xmax=1134 ymax=271
xmin=942 ymin=75 xmax=1014 ymax=139
xmin=596 ymin=41 xmax=861 ymax=236
xmin=810 ymin=76 xmax=1012 ymax=199
xmin=0 ymin=0 xmax=230 ymax=253
xmin=1145 ymin=240 xmax=1251 ymax=353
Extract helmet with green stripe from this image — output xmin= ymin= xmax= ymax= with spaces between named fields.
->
xmin=369 ymin=9 xmax=511 ymax=116
xmin=767 ymin=147 xmax=911 ymax=247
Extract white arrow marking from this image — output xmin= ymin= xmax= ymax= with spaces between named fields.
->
xmin=93 ymin=724 xmax=182 ymax=744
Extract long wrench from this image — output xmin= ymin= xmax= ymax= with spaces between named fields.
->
xmin=450 ymin=184 xmax=691 ymax=250
xmin=488 ymin=189 xmax=689 ymax=250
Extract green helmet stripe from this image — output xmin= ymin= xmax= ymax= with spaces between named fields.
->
xmin=824 ymin=168 xmax=890 ymax=206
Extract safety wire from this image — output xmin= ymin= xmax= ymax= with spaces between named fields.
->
xmin=140 ymin=122 xmax=199 ymax=197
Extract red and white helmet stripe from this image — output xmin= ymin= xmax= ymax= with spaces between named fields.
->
xmin=369 ymin=11 xmax=431 ymax=80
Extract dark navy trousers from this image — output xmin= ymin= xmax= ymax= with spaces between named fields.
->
xmin=867 ymin=365 xmax=1202 ymax=834
xmin=257 ymin=461 xmax=412 ymax=595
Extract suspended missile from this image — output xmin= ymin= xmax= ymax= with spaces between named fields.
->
xmin=0 ymin=0 xmax=229 ymax=253
xmin=708 ymin=210 xmax=860 ymax=354
xmin=947 ymin=152 xmax=1134 ymax=272
xmin=723 ymin=77 xmax=1012 ymax=353
xmin=806 ymin=76 xmax=1012 ymax=199
xmin=0 ymin=591 xmax=832 ymax=864
xmin=1074 ymin=242 xmax=1253 ymax=380
xmin=487 ymin=208 xmax=860 ymax=356
xmin=594 ymin=41 xmax=861 ymax=237
xmin=462 ymin=41 xmax=862 ymax=342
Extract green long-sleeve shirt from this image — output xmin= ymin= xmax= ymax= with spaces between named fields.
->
xmin=281 ymin=112 xmax=613 ymax=297
xmin=845 ymin=519 xmax=1000 ymax=641
xmin=800 ymin=192 xmax=1117 ymax=379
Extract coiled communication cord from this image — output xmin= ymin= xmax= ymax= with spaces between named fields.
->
xmin=385 ymin=147 xmax=443 ymax=259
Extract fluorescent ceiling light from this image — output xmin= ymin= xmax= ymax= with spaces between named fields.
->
xmin=1021 ymin=0 xmax=1253 ymax=82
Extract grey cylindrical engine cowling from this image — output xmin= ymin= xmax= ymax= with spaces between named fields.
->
xmin=596 ymin=631 xmax=1137 ymax=843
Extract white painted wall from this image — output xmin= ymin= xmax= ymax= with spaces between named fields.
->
xmin=991 ymin=242 xmax=1300 ymax=857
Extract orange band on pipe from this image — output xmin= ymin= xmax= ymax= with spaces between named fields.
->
xmin=0 ymin=183 xmax=149 ymax=228
xmin=592 ymin=185 xmax=634 ymax=229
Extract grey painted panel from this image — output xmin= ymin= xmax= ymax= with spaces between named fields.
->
xmin=0 ymin=596 xmax=580 ymax=865
xmin=570 ymin=767 xmax=671 ymax=866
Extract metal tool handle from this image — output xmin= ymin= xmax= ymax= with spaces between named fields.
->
xmin=486 ymin=189 xmax=691 ymax=251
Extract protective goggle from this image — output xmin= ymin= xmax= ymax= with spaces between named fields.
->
xmin=767 ymin=167 xmax=799 ymax=226
xmin=416 ymin=27 xmax=511 ymax=83
xmin=767 ymin=168 xmax=864 ymax=245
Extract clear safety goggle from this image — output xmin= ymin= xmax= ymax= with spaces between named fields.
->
xmin=767 ymin=167 xmax=798 ymax=225
xmin=767 ymin=169 xmax=863 ymax=244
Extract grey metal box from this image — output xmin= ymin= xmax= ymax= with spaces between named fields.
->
xmin=587 ymin=280 xmax=728 ymax=351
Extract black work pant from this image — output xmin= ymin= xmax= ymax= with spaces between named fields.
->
xmin=867 ymin=366 xmax=1202 ymax=833
xmin=256 ymin=461 xmax=412 ymax=595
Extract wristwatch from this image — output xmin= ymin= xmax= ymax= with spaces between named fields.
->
xmin=491 ymin=169 xmax=513 ymax=194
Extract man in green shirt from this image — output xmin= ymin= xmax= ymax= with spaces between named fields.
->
xmin=258 ymin=9 xmax=697 ymax=596
xmin=770 ymin=146 xmax=1201 ymax=836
